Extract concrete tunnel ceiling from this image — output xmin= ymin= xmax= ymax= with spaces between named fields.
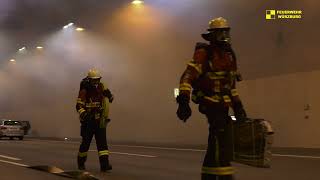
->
xmin=1 ymin=0 xmax=318 ymax=79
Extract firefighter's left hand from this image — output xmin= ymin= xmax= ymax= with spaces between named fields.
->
xmin=233 ymin=101 xmax=247 ymax=120
xmin=104 ymin=89 xmax=114 ymax=103
xmin=235 ymin=108 xmax=247 ymax=120
xmin=109 ymin=95 xmax=114 ymax=103
xmin=106 ymin=118 xmax=111 ymax=123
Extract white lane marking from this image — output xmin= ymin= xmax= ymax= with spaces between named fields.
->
xmin=111 ymin=144 xmax=206 ymax=152
xmin=111 ymin=152 xmax=157 ymax=158
xmin=26 ymin=139 xmax=204 ymax=152
xmin=88 ymin=150 xmax=157 ymax=158
xmin=24 ymin=139 xmax=79 ymax=144
xmin=272 ymin=154 xmax=320 ymax=159
xmin=0 ymin=159 xmax=29 ymax=167
xmin=26 ymin=139 xmax=320 ymax=160
xmin=110 ymin=145 xmax=320 ymax=160
xmin=0 ymin=154 xmax=22 ymax=161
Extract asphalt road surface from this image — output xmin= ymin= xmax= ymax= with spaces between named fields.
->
xmin=0 ymin=139 xmax=319 ymax=180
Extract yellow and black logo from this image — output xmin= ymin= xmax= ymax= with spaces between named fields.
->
xmin=266 ymin=10 xmax=303 ymax=20
xmin=266 ymin=10 xmax=276 ymax=20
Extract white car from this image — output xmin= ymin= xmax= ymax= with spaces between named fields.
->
xmin=0 ymin=119 xmax=24 ymax=140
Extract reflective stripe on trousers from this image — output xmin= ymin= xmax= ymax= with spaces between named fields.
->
xmin=99 ymin=150 xmax=110 ymax=156
xmin=202 ymin=166 xmax=235 ymax=175
xmin=78 ymin=151 xmax=88 ymax=157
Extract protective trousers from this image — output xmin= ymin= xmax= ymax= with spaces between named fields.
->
xmin=201 ymin=105 xmax=234 ymax=180
xmin=77 ymin=114 xmax=110 ymax=171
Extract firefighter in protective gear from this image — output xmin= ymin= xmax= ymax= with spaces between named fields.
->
xmin=176 ymin=17 xmax=247 ymax=180
xmin=76 ymin=69 xmax=114 ymax=172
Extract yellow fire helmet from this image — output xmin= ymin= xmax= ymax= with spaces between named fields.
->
xmin=202 ymin=17 xmax=230 ymax=41
xmin=87 ymin=69 xmax=101 ymax=79
xmin=208 ymin=17 xmax=230 ymax=30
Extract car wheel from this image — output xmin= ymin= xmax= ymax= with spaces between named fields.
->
xmin=19 ymin=136 xmax=24 ymax=140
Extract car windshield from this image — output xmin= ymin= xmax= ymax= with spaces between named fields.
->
xmin=4 ymin=121 xmax=21 ymax=126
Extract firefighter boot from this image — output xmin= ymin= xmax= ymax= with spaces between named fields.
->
xmin=217 ymin=175 xmax=235 ymax=180
xmin=202 ymin=174 xmax=217 ymax=180
xmin=202 ymin=174 xmax=234 ymax=180
xmin=99 ymin=155 xmax=112 ymax=172
xmin=77 ymin=156 xmax=87 ymax=170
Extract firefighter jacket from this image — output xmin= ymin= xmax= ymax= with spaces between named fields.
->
xmin=76 ymin=78 xmax=112 ymax=127
xmin=179 ymin=42 xmax=242 ymax=107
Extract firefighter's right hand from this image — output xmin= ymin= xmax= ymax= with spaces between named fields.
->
xmin=177 ymin=103 xmax=192 ymax=122
xmin=80 ymin=111 xmax=89 ymax=122
xmin=176 ymin=94 xmax=192 ymax=122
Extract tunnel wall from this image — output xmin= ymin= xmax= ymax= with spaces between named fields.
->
xmin=238 ymin=70 xmax=320 ymax=148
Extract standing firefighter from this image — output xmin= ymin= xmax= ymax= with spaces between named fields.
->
xmin=76 ymin=69 xmax=114 ymax=172
xmin=176 ymin=17 xmax=247 ymax=180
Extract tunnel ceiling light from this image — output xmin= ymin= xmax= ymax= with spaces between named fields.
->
xmin=63 ymin=22 xmax=74 ymax=29
xmin=76 ymin=27 xmax=85 ymax=32
xmin=9 ymin=59 xmax=16 ymax=62
xmin=132 ymin=0 xmax=144 ymax=5
xmin=36 ymin=46 xmax=43 ymax=49
xmin=18 ymin=47 xmax=26 ymax=51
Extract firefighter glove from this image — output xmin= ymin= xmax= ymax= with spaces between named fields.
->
xmin=80 ymin=111 xmax=89 ymax=122
xmin=104 ymin=89 xmax=114 ymax=103
xmin=176 ymin=94 xmax=192 ymax=122
xmin=233 ymin=101 xmax=247 ymax=120
xmin=109 ymin=94 xmax=114 ymax=103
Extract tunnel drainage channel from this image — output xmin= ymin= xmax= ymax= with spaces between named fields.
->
xmin=28 ymin=165 xmax=99 ymax=180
